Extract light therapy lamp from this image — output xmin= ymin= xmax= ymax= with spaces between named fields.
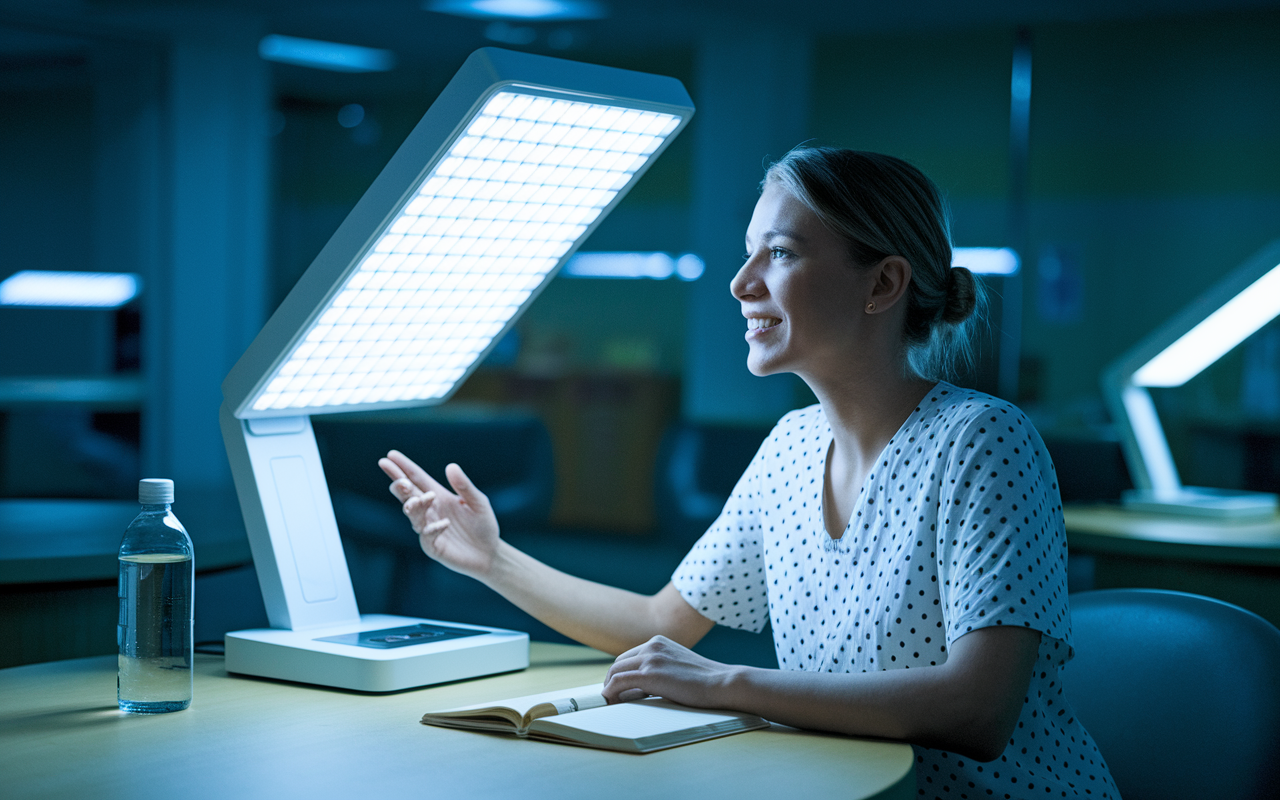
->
xmin=220 ymin=48 xmax=693 ymax=691
xmin=1102 ymin=239 xmax=1280 ymax=519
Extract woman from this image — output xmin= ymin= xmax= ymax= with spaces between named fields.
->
xmin=381 ymin=148 xmax=1119 ymax=799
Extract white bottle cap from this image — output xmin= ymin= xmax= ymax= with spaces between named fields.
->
xmin=138 ymin=478 xmax=174 ymax=505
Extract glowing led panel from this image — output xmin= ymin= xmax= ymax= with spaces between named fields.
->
xmin=1132 ymin=261 xmax=1280 ymax=388
xmin=249 ymin=92 xmax=680 ymax=416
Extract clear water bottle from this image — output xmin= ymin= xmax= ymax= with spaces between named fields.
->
xmin=118 ymin=478 xmax=194 ymax=713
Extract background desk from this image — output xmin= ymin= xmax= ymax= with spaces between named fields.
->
xmin=1064 ymin=504 xmax=1280 ymax=627
xmin=0 ymin=642 xmax=916 ymax=800
xmin=0 ymin=496 xmax=257 ymax=668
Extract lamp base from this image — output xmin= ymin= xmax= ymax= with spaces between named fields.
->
xmin=1121 ymin=486 xmax=1279 ymax=520
xmin=225 ymin=614 xmax=529 ymax=692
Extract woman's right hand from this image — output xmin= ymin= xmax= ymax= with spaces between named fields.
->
xmin=378 ymin=450 xmax=502 ymax=581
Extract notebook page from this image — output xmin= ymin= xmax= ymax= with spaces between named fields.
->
xmin=541 ymin=699 xmax=740 ymax=737
xmin=433 ymin=683 xmax=605 ymax=717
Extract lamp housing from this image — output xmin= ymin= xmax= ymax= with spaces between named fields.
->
xmin=219 ymin=47 xmax=693 ymax=691
xmin=1102 ymin=239 xmax=1280 ymax=520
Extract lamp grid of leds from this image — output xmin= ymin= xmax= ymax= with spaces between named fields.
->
xmin=251 ymin=91 xmax=679 ymax=415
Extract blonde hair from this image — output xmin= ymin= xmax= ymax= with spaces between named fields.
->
xmin=763 ymin=147 xmax=985 ymax=381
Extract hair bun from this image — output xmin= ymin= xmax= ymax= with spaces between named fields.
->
xmin=940 ymin=266 xmax=977 ymax=324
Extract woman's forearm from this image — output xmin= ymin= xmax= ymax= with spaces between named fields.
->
xmin=718 ymin=626 xmax=1039 ymax=760
xmin=482 ymin=543 xmax=713 ymax=656
xmin=720 ymin=664 xmax=988 ymax=758
xmin=607 ymin=625 xmax=1040 ymax=761
xmin=381 ymin=453 xmax=712 ymax=654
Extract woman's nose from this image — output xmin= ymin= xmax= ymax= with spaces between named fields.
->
xmin=731 ymin=253 xmax=763 ymax=300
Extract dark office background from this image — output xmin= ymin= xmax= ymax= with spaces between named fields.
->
xmin=2 ymin=0 xmax=1279 ymax=666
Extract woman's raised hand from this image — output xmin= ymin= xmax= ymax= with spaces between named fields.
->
xmin=379 ymin=450 xmax=502 ymax=581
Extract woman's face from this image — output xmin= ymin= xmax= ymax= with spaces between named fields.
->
xmin=731 ymin=182 xmax=877 ymax=379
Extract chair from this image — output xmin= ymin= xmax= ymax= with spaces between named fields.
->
xmin=652 ymin=422 xmax=772 ymax=546
xmin=1064 ymin=589 xmax=1280 ymax=800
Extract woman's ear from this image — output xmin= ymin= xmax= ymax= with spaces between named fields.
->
xmin=865 ymin=256 xmax=912 ymax=313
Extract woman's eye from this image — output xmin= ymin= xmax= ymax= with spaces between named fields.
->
xmin=743 ymin=247 xmax=791 ymax=261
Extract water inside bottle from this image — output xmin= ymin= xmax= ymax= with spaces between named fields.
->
xmin=118 ymin=553 xmax=193 ymax=713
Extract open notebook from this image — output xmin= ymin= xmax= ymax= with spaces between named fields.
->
xmin=421 ymin=683 xmax=769 ymax=754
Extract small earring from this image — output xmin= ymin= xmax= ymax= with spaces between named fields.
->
xmin=865 ymin=301 xmax=876 ymax=313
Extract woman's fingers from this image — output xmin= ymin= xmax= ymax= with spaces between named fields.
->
xmin=386 ymin=450 xmax=447 ymax=495
xmin=380 ymin=457 xmax=424 ymax=503
xmin=378 ymin=456 xmax=408 ymax=483
xmin=402 ymin=493 xmax=449 ymax=537
xmin=444 ymin=463 xmax=489 ymax=510
xmin=603 ymin=644 xmax=664 ymax=703
xmin=417 ymin=517 xmax=449 ymax=536
xmin=402 ymin=490 xmax=436 ymax=512
xmin=612 ymin=641 xmax=646 ymax=662
xmin=602 ymin=662 xmax=648 ymax=703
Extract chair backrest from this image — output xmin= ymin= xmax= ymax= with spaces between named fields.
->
xmin=652 ymin=422 xmax=772 ymax=545
xmin=1064 ymin=589 xmax=1280 ymax=800
xmin=313 ymin=412 xmax=555 ymax=528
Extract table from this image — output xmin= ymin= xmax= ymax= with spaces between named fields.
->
xmin=1064 ymin=504 xmax=1280 ymax=627
xmin=0 ymin=643 xmax=916 ymax=800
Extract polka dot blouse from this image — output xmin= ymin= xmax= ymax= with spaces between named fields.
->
xmin=672 ymin=384 xmax=1119 ymax=799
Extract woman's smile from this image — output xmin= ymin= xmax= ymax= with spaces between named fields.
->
xmin=746 ymin=316 xmax=782 ymax=337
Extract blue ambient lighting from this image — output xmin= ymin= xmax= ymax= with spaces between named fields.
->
xmin=484 ymin=21 xmax=538 ymax=45
xmin=424 ymin=0 xmax=607 ymax=20
xmin=338 ymin=104 xmax=366 ymax=129
xmin=563 ymin=252 xmax=705 ymax=280
xmin=952 ymin=247 xmax=1020 ymax=276
xmin=0 ymin=271 xmax=141 ymax=308
xmin=258 ymin=35 xmax=396 ymax=73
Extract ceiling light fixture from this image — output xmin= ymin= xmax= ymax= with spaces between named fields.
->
xmin=563 ymin=252 xmax=704 ymax=280
xmin=0 ymin=271 xmax=141 ymax=308
xmin=424 ymin=0 xmax=607 ymax=21
xmin=259 ymin=34 xmax=397 ymax=73
xmin=952 ymin=247 xmax=1020 ymax=276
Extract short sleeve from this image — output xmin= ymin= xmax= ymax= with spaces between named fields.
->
xmin=935 ymin=406 xmax=1073 ymax=663
xmin=671 ymin=440 xmax=770 ymax=633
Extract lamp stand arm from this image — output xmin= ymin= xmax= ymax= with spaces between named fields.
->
xmin=220 ymin=402 xmax=361 ymax=631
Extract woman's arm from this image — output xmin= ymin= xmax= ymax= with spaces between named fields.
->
xmin=602 ymin=625 xmax=1041 ymax=762
xmin=485 ymin=550 xmax=713 ymax=654
xmin=380 ymin=450 xmax=713 ymax=655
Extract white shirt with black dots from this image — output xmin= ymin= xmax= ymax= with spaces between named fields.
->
xmin=672 ymin=383 xmax=1120 ymax=799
